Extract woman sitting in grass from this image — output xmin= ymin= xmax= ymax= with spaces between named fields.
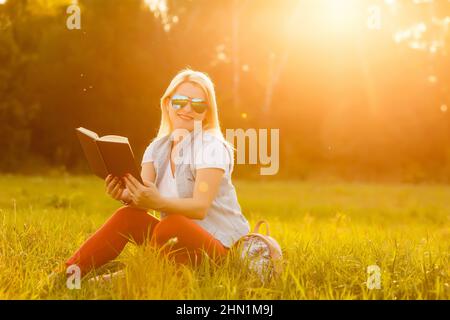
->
xmin=64 ymin=68 xmax=250 ymax=279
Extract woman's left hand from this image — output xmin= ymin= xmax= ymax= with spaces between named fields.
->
xmin=123 ymin=174 xmax=162 ymax=210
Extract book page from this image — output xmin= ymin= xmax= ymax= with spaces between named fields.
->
xmin=76 ymin=127 xmax=99 ymax=139
xmin=99 ymin=135 xmax=129 ymax=143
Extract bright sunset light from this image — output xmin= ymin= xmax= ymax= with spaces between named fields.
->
xmin=0 ymin=0 xmax=449 ymax=304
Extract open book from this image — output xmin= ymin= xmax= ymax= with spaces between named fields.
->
xmin=75 ymin=127 xmax=142 ymax=183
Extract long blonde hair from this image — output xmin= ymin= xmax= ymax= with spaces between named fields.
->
xmin=156 ymin=68 xmax=228 ymax=144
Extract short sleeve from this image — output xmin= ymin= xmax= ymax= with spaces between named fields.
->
xmin=193 ymin=135 xmax=232 ymax=175
xmin=141 ymin=141 xmax=155 ymax=165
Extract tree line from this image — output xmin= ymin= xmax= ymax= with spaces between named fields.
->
xmin=1 ymin=0 xmax=449 ymax=181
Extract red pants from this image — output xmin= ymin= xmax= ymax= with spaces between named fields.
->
xmin=65 ymin=206 xmax=229 ymax=276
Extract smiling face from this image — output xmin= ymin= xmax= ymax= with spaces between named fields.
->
xmin=166 ymin=81 xmax=208 ymax=132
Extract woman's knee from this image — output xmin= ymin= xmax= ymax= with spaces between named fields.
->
xmin=152 ymin=214 xmax=188 ymax=244
xmin=108 ymin=206 xmax=148 ymax=228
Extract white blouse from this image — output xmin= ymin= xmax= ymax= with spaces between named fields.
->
xmin=140 ymin=132 xmax=250 ymax=248
xmin=142 ymin=132 xmax=232 ymax=178
xmin=158 ymin=160 xmax=179 ymax=198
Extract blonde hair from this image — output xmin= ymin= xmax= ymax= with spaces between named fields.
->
xmin=156 ymin=68 xmax=228 ymax=144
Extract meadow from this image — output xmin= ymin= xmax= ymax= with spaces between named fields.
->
xmin=0 ymin=174 xmax=448 ymax=299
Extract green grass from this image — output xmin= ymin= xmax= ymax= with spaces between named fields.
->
xmin=0 ymin=174 xmax=449 ymax=299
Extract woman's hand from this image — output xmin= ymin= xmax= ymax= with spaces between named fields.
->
xmin=123 ymin=174 xmax=162 ymax=210
xmin=105 ymin=174 xmax=131 ymax=203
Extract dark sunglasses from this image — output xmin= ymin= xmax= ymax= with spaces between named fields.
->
xmin=170 ymin=94 xmax=208 ymax=114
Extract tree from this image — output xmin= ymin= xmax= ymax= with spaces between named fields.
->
xmin=0 ymin=0 xmax=39 ymax=171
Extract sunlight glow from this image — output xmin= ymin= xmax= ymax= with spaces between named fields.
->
xmin=0 ymin=0 xmax=7 ymax=5
xmin=428 ymin=75 xmax=438 ymax=84
xmin=144 ymin=0 xmax=178 ymax=33
xmin=283 ymin=0 xmax=365 ymax=41
xmin=144 ymin=0 xmax=167 ymax=15
xmin=323 ymin=0 xmax=361 ymax=31
xmin=393 ymin=22 xmax=430 ymax=51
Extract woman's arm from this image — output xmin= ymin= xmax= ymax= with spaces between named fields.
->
xmin=124 ymin=168 xmax=224 ymax=220
xmin=157 ymin=168 xmax=224 ymax=219
xmin=141 ymin=162 xmax=156 ymax=184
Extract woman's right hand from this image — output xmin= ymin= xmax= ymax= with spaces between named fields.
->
xmin=105 ymin=174 xmax=131 ymax=203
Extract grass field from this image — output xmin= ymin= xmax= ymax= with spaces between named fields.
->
xmin=0 ymin=174 xmax=449 ymax=299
